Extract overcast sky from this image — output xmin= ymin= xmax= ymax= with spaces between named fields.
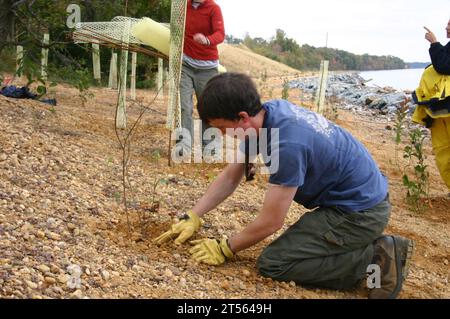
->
xmin=215 ymin=0 xmax=449 ymax=62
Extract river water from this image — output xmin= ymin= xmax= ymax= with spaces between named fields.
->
xmin=359 ymin=68 xmax=427 ymax=91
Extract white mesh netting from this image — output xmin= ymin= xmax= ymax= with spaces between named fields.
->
xmin=73 ymin=16 xmax=143 ymax=45
xmin=72 ymin=16 xmax=168 ymax=59
xmin=166 ymin=0 xmax=187 ymax=130
xmin=72 ymin=7 xmax=187 ymax=131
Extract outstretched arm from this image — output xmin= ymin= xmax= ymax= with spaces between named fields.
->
xmin=154 ymin=164 xmax=244 ymax=246
xmin=192 ymin=163 xmax=245 ymax=217
xmin=228 ymin=184 xmax=298 ymax=253
xmin=424 ymin=26 xmax=450 ymax=74
xmin=429 ymin=43 xmax=450 ymax=74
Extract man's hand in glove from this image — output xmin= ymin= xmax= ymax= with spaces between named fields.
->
xmin=189 ymin=238 xmax=234 ymax=266
xmin=154 ymin=211 xmax=202 ymax=245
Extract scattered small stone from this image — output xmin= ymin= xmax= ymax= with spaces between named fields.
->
xmin=13 ymin=290 xmax=25 ymax=298
xmin=73 ymin=228 xmax=80 ymax=236
xmin=25 ymin=280 xmax=38 ymax=289
xmin=57 ymin=274 xmax=69 ymax=284
xmin=164 ymin=269 xmax=173 ymax=278
xmin=38 ymin=265 xmax=51 ymax=273
xmin=61 ymin=231 xmax=71 ymax=238
xmin=50 ymin=264 xmax=60 ymax=274
xmin=47 ymin=232 xmax=61 ymax=241
xmin=44 ymin=277 xmax=56 ymax=284
xmin=36 ymin=230 xmax=46 ymax=239
xmin=52 ymin=286 xmax=64 ymax=295
xmin=70 ymin=290 xmax=83 ymax=299
xmin=220 ymin=280 xmax=230 ymax=290
xmin=131 ymin=265 xmax=141 ymax=272
xmin=10 ymin=154 xmax=19 ymax=165
xmin=242 ymin=269 xmax=251 ymax=277
xmin=101 ymin=270 xmax=110 ymax=281
xmin=58 ymin=171 xmax=69 ymax=178
xmin=46 ymin=218 xmax=57 ymax=228
xmin=20 ymin=267 xmax=31 ymax=274
xmin=281 ymin=281 xmax=290 ymax=289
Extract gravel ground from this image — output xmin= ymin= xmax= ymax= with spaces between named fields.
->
xmin=0 ymin=83 xmax=448 ymax=299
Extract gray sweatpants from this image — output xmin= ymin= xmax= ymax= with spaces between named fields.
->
xmin=257 ymin=197 xmax=391 ymax=290
xmin=180 ymin=63 xmax=218 ymax=149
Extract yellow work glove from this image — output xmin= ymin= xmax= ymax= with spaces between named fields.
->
xmin=154 ymin=211 xmax=202 ymax=245
xmin=189 ymin=238 xmax=234 ymax=266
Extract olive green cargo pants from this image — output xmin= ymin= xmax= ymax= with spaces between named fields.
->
xmin=257 ymin=197 xmax=391 ymax=290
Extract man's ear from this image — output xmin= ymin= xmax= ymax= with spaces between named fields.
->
xmin=238 ymin=111 xmax=250 ymax=122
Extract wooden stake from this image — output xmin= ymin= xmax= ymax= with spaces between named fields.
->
xmin=168 ymin=130 xmax=172 ymax=167
xmin=164 ymin=67 xmax=169 ymax=105
xmin=157 ymin=58 xmax=164 ymax=98
xmin=130 ymin=52 xmax=137 ymax=100
xmin=41 ymin=34 xmax=49 ymax=81
xmin=116 ymin=21 xmax=131 ymax=129
xmin=108 ymin=52 xmax=118 ymax=89
xmin=116 ymin=49 xmax=128 ymax=129
xmin=92 ymin=42 xmax=101 ymax=83
xmin=315 ymin=60 xmax=329 ymax=115
xmin=16 ymin=46 xmax=23 ymax=76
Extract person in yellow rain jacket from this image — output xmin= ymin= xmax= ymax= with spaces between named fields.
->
xmin=413 ymin=20 xmax=450 ymax=194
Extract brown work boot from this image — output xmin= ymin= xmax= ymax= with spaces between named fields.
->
xmin=368 ymin=235 xmax=415 ymax=299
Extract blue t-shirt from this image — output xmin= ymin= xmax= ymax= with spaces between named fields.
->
xmin=260 ymin=100 xmax=388 ymax=212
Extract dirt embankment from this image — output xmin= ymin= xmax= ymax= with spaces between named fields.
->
xmin=219 ymin=43 xmax=301 ymax=78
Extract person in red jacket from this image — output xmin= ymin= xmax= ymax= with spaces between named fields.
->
xmin=178 ymin=0 xmax=225 ymax=158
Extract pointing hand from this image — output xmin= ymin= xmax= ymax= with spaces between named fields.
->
xmin=424 ymin=26 xmax=437 ymax=44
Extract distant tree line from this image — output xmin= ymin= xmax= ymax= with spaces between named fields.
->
xmin=406 ymin=62 xmax=430 ymax=69
xmin=226 ymin=30 xmax=406 ymax=71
